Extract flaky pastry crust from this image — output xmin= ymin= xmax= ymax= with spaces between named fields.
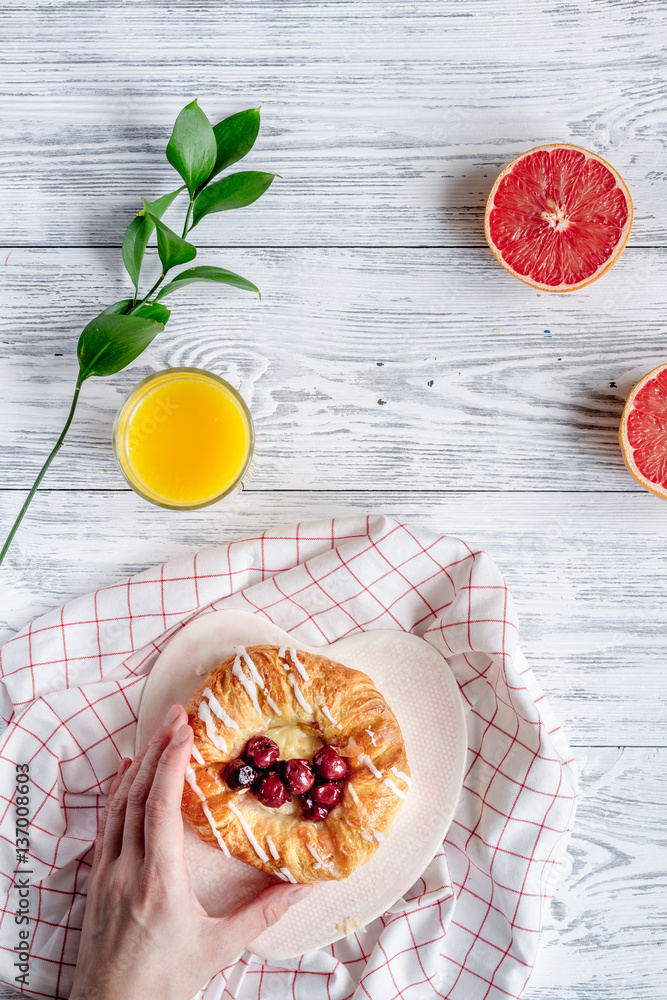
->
xmin=181 ymin=644 xmax=410 ymax=883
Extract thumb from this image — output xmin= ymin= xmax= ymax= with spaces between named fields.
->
xmin=212 ymin=882 xmax=313 ymax=956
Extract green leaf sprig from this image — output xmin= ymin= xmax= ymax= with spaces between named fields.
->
xmin=0 ymin=100 xmax=277 ymax=567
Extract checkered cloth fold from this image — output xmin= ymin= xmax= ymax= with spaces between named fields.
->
xmin=0 ymin=514 xmax=577 ymax=1000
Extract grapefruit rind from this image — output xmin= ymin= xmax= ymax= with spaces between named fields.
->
xmin=484 ymin=143 xmax=633 ymax=292
xmin=619 ymin=362 xmax=667 ymax=500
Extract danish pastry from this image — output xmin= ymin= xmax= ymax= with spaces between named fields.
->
xmin=181 ymin=644 xmax=410 ymax=883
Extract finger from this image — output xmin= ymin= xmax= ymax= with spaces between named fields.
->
xmin=98 ymin=738 xmax=155 ymax=866
xmin=122 ymin=704 xmax=186 ymax=856
xmin=90 ymin=758 xmax=131 ymax=876
xmin=143 ymin=723 xmax=193 ymax=869
xmin=212 ymin=883 xmax=313 ymax=960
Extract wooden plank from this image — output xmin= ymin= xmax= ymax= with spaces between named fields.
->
xmin=526 ymin=747 xmax=666 ymax=1000
xmin=0 ymin=489 xmax=665 ymax=747
xmin=1 ymin=1 xmax=665 ymax=247
xmin=1 ymin=247 xmax=665 ymax=493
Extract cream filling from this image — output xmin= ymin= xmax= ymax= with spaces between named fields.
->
xmin=268 ymin=723 xmax=323 ymax=761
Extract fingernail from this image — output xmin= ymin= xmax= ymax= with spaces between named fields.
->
xmin=163 ymin=704 xmax=181 ymax=726
xmin=170 ymin=724 xmax=191 ymax=746
xmin=117 ymin=757 xmax=131 ymax=777
xmin=287 ymin=885 xmax=313 ymax=906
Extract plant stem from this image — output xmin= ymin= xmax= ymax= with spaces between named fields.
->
xmin=182 ymin=199 xmax=194 ymax=238
xmin=0 ymin=378 xmax=84 ymax=568
xmin=129 ymin=274 xmax=165 ymax=313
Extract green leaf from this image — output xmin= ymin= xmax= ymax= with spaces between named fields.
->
xmin=208 ymin=108 xmax=261 ymax=181
xmin=166 ymin=99 xmax=217 ymax=196
xmin=143 ymin=201 xmax=197 ymax=274
xmin=101 ymin=299 xmax=133 ymax=316
xmin=192 ymin=171 xmax=277 ymax=227
xmin=121 ymin=187 xmax=183 ymax=290
xmin=133 ymin=300 xmax=171 ymax=324
xmin=155 ymin=265 xmax=260 ymax=300
xmin=77 ymin=312 xmax=166 ymax=381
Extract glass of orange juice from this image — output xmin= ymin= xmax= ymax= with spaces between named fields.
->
xmin=113 ymin=368 xmax=254 ymax=509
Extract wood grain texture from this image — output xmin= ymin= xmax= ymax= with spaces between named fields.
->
xmin=0 ymin=490 xmax=665 ymax=747
xmin=2 ymin=247 xmax=666 ymax=493
xmin=527 ymin=747 xmax=666 ymax=1000
xmin=1 ymin=1 xmax=666 ymax=247
xmin=1 ymin=2 xmax=666 ymax=997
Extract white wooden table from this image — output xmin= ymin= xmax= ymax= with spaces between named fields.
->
xmin=1 ymin=2 xmax=666 ymax=997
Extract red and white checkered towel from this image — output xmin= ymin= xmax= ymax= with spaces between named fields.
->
xmin=0 ymin=514 xmax=577 ymax=1000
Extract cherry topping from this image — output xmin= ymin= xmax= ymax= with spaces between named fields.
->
xmin=254 ymin=772 xmax=290 ymax=809
xmin=312 ymin=782 xmax=342 ymax=809
xmin=244 ymin=735 xmax=279 ymax=770
xmin=313 ymin=745 xmax=349 ymax=782
xmin=282 ymin=758 xmax=315 ymax=796
xmin=225 ymin=758 xmax=257 ymax=791
xmin=302 ymin=796 xmax=330 ymax=822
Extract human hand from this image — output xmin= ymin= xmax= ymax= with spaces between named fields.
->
xmin=70 ymin=704 xmax=311 ymax=1000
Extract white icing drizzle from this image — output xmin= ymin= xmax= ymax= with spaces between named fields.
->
xmin=359 ymin=830 xmax=374 ymax=842
xmin=347 ymin=784 xmax=361 ymax=806
xmin=237 ymin=646 xmax=265 ymax=689
xmin=202 ymin=686 xmax=239 ymax=731
xmin=358 ymin=754 xmax=382 ymax=780
xmin=305 ymin=842 xmax=334 ymax=873
xmin=195 ymin=663 xmax=208 ymax=676
xmin=191 ymin=744 xmax=205 ymax=766
xmin=365 ymin=727 xmax=377 ymax=746
xmin=288 ymin=673 xmax=312 ymax=713
xmin=185 ymin=766 xmax=205 ymax=801
xmin=280 ymin=867 xmax=297 ymax=883
xmin=275 ymin=870 xmax=288 ymax=881
xmin=185 ymin=767 xmax=231 ymax=858
xmin=278 ymin=644 xmax=288 ymax=660
xmin=197 ymin=701 xmax=227 ymax=752
xmin=265 ymin=693 xmax=282 ymax=715
xmin=390 ymin=766 xmax=412 ymax=787
xmin=232 ymin=655 xmax=263 ymax=718
xmin=266 ymin=835 xmax=280 ymax=861
xmin=202 ymin=803 xmax=232 ymax=857
xmin=383 ymin=778 xmax=406 ymax=799
xmin=288 ymin=647 xmax=309 ymax=683
xmin=372 ymin=828 xmax=385 ymax=844
xmin=321 ymin=705 xmax=343 ymax=730
xmin=225 ymin=800 xmax=269 ymax=863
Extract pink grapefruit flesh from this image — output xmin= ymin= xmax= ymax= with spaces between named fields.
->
xmin=485 ymin=143 xmax=633 ymax=291
xmin=619 ymin=363 xmax=667 ymax=499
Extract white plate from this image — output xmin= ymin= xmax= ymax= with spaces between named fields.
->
xmin=136 ymin=610 xmax=466 ymax=959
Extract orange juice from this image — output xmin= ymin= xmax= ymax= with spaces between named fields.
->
xmin=113 ymin=368 xmax=254 ymax=509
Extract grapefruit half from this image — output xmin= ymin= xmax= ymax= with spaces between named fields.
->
xmin=619 ymin=363 xmax=667 ymax=500
xmin=485 ymin=143 xmax=633 ymax=291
